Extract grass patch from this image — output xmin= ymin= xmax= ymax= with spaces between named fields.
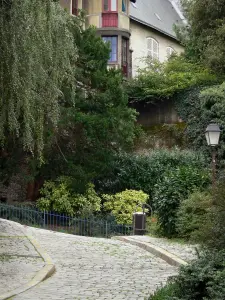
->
xmin=149 ymin=282 xmax=177 ymax=300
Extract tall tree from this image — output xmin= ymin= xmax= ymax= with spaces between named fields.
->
xmin=0 ymin=0 xmax=77 ymax=159
xmin=178 ymin=0 xmax=225 ymax=73
xmin=42 ymin=25 xmax=137 ymax=192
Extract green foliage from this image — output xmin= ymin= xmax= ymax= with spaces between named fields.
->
xmin=40 ymin=26 xmax=137 ymax=192
xmin=149 ymin=282 xmax=178 ymax=300
xmin=197 ymin=181 xmax=225 ymax=250
xmin=96 ymin=149 xmax=207 ymax=200
xmin=103 ymin=189 xmax=149 ymax=225
xmin=176 ymin=190 xmax=212 ymax=241
xmin=126 ymin=56 xmax=217 ymax=102
xmin=153 ymin=166 xmax=210 ymax=237
xmin=178 ymin=0 xmax=225 ymax=74
xmin=0 ymin=0 xmax=77 ymax=159
xmin=150 ymin=250 xmax=225 ymax=300
xmin=37 ymin=178 xmax=101 ymax=217
xmin=0 ymin=12 xmax=137 ymax=200
xmin=175 ymin=82 xmax=225 ymax=165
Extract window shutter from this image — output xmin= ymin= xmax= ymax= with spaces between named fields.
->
xmin=147 ymin=38 xmax=152 ymax=57
xmin=147 ymin=38 xmax=159 ymax=59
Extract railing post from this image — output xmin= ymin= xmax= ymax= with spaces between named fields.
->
xmin=105 ymin=220 xmax=108 ymax=238
xmin=43 ymin=210 xmax=46 ymax=228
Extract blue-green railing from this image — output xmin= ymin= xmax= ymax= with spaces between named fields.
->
xmin=0 ymin=203 xmax=133 ymax=238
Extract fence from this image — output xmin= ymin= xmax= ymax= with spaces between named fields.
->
xmin=0 ymin=203 xmax=133 ymax=238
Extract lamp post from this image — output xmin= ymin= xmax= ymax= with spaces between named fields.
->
xmin=205 ymin=122 xmax=221 ymax=185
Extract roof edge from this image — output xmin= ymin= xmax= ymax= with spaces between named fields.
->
xmin=130 ymin=15 xmax=179 ymax=41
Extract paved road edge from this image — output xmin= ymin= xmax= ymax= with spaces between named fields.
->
xmin=113 ymin=236 xmax=188 ymax=267
xmin=0 ymin=222 xmax=55 ymax=300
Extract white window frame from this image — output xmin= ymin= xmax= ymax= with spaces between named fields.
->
xmin=146 ymin=37 xmax=159 ymax=60
xmin=166 ymin=46 xmax=175 ymax=58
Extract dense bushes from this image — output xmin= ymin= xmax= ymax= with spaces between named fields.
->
xmin=37 ymin=177 xmax=101 ymax=217
xmin=153 ymin=167 xmax=210 ymax=237
xmin=176 ymin=190 xmax=212 ymax=240
xmin=150 ymin=250 xmax=225 ymax=300
xmin=197 ymin=181 xmax=225 ymax=250
xmin=103 ymin=189 xmax=149 ymax=225
xmin=175 ymin=181 xmax=225 ymax=249
xmin=95 ymin=149 xmax=209 ymax=236
xmin=96 ymin=149 xmax=207 ymax=199
xmin=37 ymin=176 xmax=149 ymax=225
xmin=126 ymin=56 xmax=217 ymax=102
xmin=150 ymin=181 xmax=225 ymax=299
xmin=175 ymin=83 xmax=225 ymax=166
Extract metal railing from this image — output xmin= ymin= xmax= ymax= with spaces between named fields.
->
xmin=0 ymin=203 xmax=133 ymax=238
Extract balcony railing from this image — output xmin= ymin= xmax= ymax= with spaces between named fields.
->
xmin=102 ymin=13 xmax=118 ymax=27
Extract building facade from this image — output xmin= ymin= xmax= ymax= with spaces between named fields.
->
xmin=130 ymin=0 xmax=184 ymax=76
xmin=59 ymin=0 xmax=184 ymax=78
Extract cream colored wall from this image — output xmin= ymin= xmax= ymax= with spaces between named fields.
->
xmin=85 ymin=0 xmax=101 ymax=28
xmin=119 ymin=13 xmax=130 ymax=30
xmin=88 ymin=15 xmax=101 ymax=27
xmin=130 ymin=20 xmax=184 ymax=77
xmin=87 ymin=0 xmax=102 ymax=14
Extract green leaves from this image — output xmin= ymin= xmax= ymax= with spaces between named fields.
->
xmin=176 ymin=190 xmax=212 ymax=240
xmin=126 ymin=56 xmax=216 ymax=103
xmin=96 ymin=149 xmax=207 ymax=199
xmin=179 ymin=0 xmax=225 ymax=74
xmin=175 ymin=82 xmax=225 ymax=166
xmin=0 ymin=0 xmax=77 ymax=159
xmin=103 ymin=189 xmax=149 ymax=225
xmin=152 ymin=166 xmax=210 ymax=237
xmin=37 ymin=178 xmax=101 ymax=217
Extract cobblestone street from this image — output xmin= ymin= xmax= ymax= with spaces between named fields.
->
xmin=13 ymin=228 xmax=178 ymax=300
xmin=0 ymin=219 xmax=44 ymax=296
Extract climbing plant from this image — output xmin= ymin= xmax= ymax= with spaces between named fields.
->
xmin=175 ymin=82 xmax=225 ymax=165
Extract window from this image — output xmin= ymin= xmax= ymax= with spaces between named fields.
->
xmin=103 ymin=0 xmax=109 ymax=11
xmin=103 ymin=0 xmax=117 ymax=12
xmin=122 ymin=0 xmax=126 ymax=12
xmin=102 ymin=36 xmax=118 ymax=62
xmin=72 ymin=0 xmax=78 ymax=15
xmin=166 ymin=47 xmax=175 ymax=58
xmin=147 ymin=38 xmax=159 ymax=59
xmin=122 ymin=38 xmax=128 ymax=76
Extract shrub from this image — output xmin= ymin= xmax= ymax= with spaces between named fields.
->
xmin=95 ymin=149 xmax=207 ymax=201
xmin=197 ymin=181 xmax=225 ymax=250
xmin=102 ymin=189 xmax=149 ymax=225
xmin=149 ymin=281 xmax=178 ymax=300
xmin=153 ymin=166 xmax=210 ymax=237
xmin=37 ymin=177 xmax=101 ymax=217
xmin=149 ymin=250 xmax=225 ymax=300
xmin=176 ymin=190 xmax=212 ymax=241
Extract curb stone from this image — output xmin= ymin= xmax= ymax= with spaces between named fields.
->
xmin=0 ymin=220 xmax=55 ymax=300
xmin=112 ymin=236 xmax=188 ymax=267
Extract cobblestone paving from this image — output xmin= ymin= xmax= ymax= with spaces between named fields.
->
xmin=0 ymin=219 xmax=44 ymax=295
xmin=14 ymin=228 xmax=178 ymax=300
xmin=0 ymin=256 xmax=44 ymax=294
xmin=129 ymin=236 xmax=198 ymax=262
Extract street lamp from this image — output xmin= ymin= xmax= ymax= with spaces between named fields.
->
xmin=205 ymin=122 xmax=221 ymax=185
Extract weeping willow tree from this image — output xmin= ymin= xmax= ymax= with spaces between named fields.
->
xmin=0 ymin=0 xmax=77 ymax=159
